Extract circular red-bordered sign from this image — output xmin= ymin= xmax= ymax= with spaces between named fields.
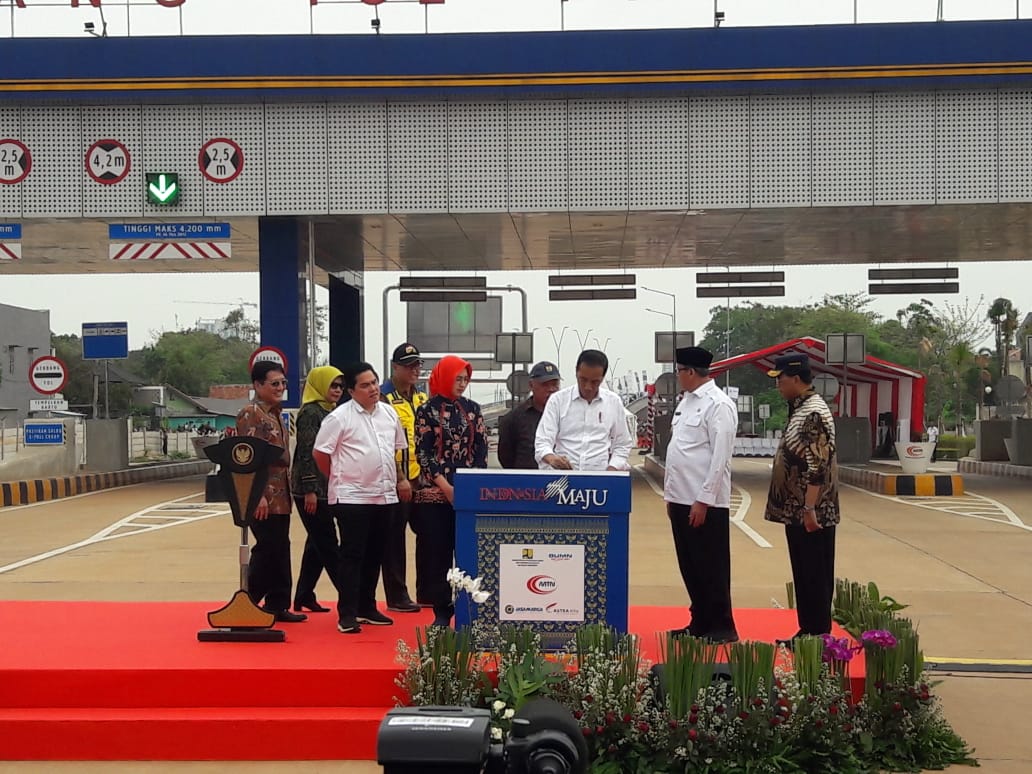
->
xmin=248 ymin=346 xmax=288 ymax=375
xmin=0 ymin=139 xmax=31 ymax=184
xmin=199 ymin=138 xmax=244 ymax=183
xmin=29 ymin=355 xmax=68 ymax=396
xmin=85 ymin=139 xmax=131 ymax=185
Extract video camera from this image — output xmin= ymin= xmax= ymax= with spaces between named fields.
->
xmin=377 ymin=698 xmax=587 ymax=774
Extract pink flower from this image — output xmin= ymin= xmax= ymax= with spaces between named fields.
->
xmin=861 ymin=629 xmax=898 ymax=648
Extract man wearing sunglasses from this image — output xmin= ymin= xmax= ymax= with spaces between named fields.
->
xmin=235 ymin=361 xmax=306 ymax=623
xmin=379 ymin=343 xmax=428 ymax=612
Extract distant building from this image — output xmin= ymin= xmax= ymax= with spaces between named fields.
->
xmin=132 ymin=384 xmax=247 ymax=432
xmin=0 ymin=302 xmax=51 ymax=424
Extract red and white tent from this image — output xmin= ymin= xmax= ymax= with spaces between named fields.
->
xmin=709 ymin=336 xmax=927 ymax=441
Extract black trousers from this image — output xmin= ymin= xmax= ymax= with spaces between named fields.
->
xmin=332 ymin=503 xmax=390 ymax=622
xmin=667 ymin=502 xmax=737 ymax=637
xmin=380 ymin=495 xmax=415 ymax=606
xmin=248 ymin=513 xmax=292 ymax=613
xmin=785 ymin=523 xmax=837 ymax=635
xmin=411 ymin=502 xmax=456 ymax=619
xmin=293 ymin=496 xmax=340 ymax=603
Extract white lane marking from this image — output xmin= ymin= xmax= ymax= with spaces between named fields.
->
xmin=0 ymin=483 xmax=146 ymax=515
xmin=0 ymin=491 xmax=231 ymax=575
xmin=842 ymin=484 xmax=1032 ymax=533
xmin=633 ymin=463 xmax=771 ymax=548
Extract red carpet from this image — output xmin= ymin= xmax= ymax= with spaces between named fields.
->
xmin=0 ymin=601 xmax=863 ymax=761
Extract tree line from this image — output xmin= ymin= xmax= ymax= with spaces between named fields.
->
xmin=52 ymin=308 xmax=259 ymax=418
xmin=697 ymin=294 xmax=1029 ymax=432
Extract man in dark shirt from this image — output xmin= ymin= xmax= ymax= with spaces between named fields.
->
xmin=497 ymin=361 xmax=561 ymax=469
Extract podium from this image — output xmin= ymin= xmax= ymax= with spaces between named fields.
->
xmin=453 ymin=469 xmax=631 ymax=650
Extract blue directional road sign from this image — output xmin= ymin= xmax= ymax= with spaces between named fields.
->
xmin=0 ymin=224 xmax=21 ymax=239
xmin=24 ymin=423 xmax=65 ymax=445
xmin=82 ymin=322 xmax=129 ymax=360
xmin=109 ymin=223 xmax=230 ymax=240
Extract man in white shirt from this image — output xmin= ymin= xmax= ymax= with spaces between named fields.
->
xmin=535 ymin=349 xmax=632 ymax=472
xmin=926 ymin=423 xmax=939 ymax=462
xmin=314 ymin=362 xmax=409 ymax=635
xmin=664 ymin=346 xmax=739 ymax=644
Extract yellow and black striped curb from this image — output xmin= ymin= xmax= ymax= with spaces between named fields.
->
xmin=840 ymin=466 xmax=964 ymax=497
xmin=0 ymin=460 xmax=214 ymax=508
xmin=959 ymin=458 xmax=1032 ymax=480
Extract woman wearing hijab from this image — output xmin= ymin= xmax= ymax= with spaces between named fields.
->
xmin=290 ymin=365 xmax=345 ymax=612
xmin=413 ymin=355 xmax=489 ymax=627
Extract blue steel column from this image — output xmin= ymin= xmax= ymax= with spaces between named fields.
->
xmin=328 ymin=274 xmax=363 ymax=369
xmin=258 ymin=217 xmax=302 ymax=408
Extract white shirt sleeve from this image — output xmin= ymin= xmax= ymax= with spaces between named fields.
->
xmin=607 ymin=395 xmax=633 ymax=471
xmin=393 ymin=412 xmax=407 ymax=451
xmin=313 ymin=410 xmax=341 ymax=456
xmin=695 ymin=398 xmax=737 ymax=506
xmin=534 ymin=390 xmax=563 ymax=467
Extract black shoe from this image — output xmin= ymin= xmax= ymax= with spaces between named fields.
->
xmin=357 ymin=610 xmax=394 ymax=626
xmin=668 ymin=624 xmax=703 ymax=638
xmin=430 ymin=616 xmax=452 ymax=628
xmin=294 ymin=598 xmax=331 ymax=613
xmin=775 ymin=630 xmax=805 ymax=649
xmin=417 ymin=600 xmax=434 ymax=608
xmin=271 ymin=609 xmax=308 ymax=623
xmin=386 ymin=600 xmax=422 ymax=613
xmin=705 ymin=631 xmax=740 ymax=645
xmin=337 ymin=618 xmax=362 ymax=634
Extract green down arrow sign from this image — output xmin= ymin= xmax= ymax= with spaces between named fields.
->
xmin=146 ymin=172 xmax=180 ymax=205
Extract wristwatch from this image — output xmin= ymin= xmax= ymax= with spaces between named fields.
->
xmin=801 ymin=505 xmax=816 ymax=513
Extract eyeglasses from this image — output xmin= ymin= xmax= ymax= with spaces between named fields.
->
xmin=399 ymin=362 xmax=422 ymax=370
xmin=329 ymin=382 xmax=344 ymax=389
xmin=265 ymin=380 xmax=287 ymax=387
xmin=676 ymin=367 xmax=690 ymax=373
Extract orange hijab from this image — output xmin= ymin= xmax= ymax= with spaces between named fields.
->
xmin=428 ymin=355 xmax=473 ymax=399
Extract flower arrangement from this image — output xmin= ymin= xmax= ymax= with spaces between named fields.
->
xmin=395 ymin=576 xmax=977 ymax=773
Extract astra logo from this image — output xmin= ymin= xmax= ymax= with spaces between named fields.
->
xmin=526 ymin=575 xmax=557 ymax=594
xmin=548 ymin=552 xmax=574 ymax=561
xmin=546 ymin=602 xmax=578 ymax=614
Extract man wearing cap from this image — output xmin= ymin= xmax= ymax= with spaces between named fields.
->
xmin=535 ymin=349 xmax=632 ymax=472
xmin=498 ymin=361 xmax=562 ymax=469
xmin=764 ymin=353 xmax=840 ymax=642
xmin=664 ymin=346 xmax=740 ymax=643
xmin=379 ymin=343 xmax=428 ymax=612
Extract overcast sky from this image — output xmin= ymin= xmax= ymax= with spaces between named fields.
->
xmin=0 ymin=0 xmax=1028 ymax=398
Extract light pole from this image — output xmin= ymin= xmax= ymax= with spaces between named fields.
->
xmin=642 ymin=287 xmax=676 ymax=332
xmin=572 ymin=328 xmax=594 ymax=352
xmin=534 ymin=325 xmax=568 ymax=362
xmin=592 ymin=336 xmax=613 ymax=353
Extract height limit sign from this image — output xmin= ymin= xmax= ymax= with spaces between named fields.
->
xmin=199 ymin=138 xmax=243 ymax=183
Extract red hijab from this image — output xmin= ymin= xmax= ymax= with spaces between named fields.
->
xmin=428 ymin=355 xmax=473 ymax=399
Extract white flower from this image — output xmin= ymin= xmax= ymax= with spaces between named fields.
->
xmin=491 ymin=727 xmax=503 ymax=741
xmin=492 ymin=700 xmax=506 ymax=713
xmin=465 ymin=576 xmax=482 ymax=594
xmin=472 ymin=590 xmax=491 ymax=604
xmin=446 ymin=566 xmax=465 ymax=586
xmin=503 ymin=708 xmax=515 ymax=720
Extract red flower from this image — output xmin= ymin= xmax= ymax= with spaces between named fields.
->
xmin=668 ymin=720 xmax=679 ymax=730
xmin=829 ymin=705 xmax=840 ymax=716
xmin=770 ymin=716 xmax=782 ymax=726
xmin=738 ymin=711 xmax=750 ymax=720
xmin=689 ymin=714 xmax=698 ymax=725
xmin=584 ymin=694 xmax=594 ymax=704
xmin=893 ymin=702 xmax=903 ymax=712
xmin=573 ymin=710 xmax=583 ymax=720
xmin=605 ymin=711 xmax=617 ymax=725
xmin=688 ymin=729 xmax=698 ymax=741
xmin=691 ymin=704 xmax=700 ymax=713
xmin=582 ymin=727 xmax=592 ymax=737
xmin=715 ymin=705 xmax=725 ymax=714
xmin=752 ymin=698 xmax=765 ymax=708
xmin=636 ymin=722 xmax=650 ymax=733
xmin=777 ymin=698 xmax=789 ymax=708
xmin=815 ymin=719 xmax=824 ymax=729
xmin=595 ymin=726 xmax=605 ymax=735
xmin=623 ymin=713 xmax=632 ymax=723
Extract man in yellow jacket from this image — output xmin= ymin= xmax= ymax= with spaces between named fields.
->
xmin=380 ymin=343 xmax=428 ymax=611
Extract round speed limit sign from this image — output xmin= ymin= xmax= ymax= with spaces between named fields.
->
xmin=29 ymin=355 xmax=68 ymax=395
